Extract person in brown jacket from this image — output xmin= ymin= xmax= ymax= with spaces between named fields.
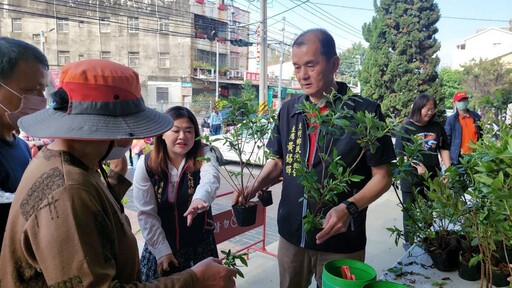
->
xmin=0 ymin=59 xmax=237 ymax=287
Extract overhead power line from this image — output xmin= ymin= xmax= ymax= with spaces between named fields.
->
xmin=311 ymin=1 xmax=510 ymax=23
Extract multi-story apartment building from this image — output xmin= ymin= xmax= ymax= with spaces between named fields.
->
xmin=0 ymin=0 xmax=250 ymax=111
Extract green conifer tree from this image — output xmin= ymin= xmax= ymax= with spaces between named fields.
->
xmin=361 ymin=0 xmax=442 ymax=118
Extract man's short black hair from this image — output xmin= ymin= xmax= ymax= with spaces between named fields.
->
xmin=0 ymin=37 xmax=49 ymax=80
xmin=292 ymin=28 xmax=337 ymax=60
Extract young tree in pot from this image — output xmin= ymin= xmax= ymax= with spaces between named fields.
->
xmin=201 ymin=84 xmax=276 ymax=226
xmin=388 ymin=139 xmax=464 ymax=272
xmin=444 ymin=164 xmax=482 ymax=281
xmin=293 ymin=90 xmax=402 ymax=242
xmin=457 ymin=121 xmax=512 ymax=287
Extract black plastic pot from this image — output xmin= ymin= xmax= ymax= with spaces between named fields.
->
xmin=426 ymin=247 xmax=459 ymax=272
xmin=488 ymin=267 xmax=510 ymax=287
xmin=458 ymin=258 xmax=481 ymax=281
xmin=258 ymin=190 xmax=273 ymax=207
xmin=232 ymin=202 xmax=258 ymax=227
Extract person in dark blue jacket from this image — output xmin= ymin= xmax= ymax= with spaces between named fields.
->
xmin=0 ymin=37 xmax=48 ymax=251
xmin=444 ymin=91 xmax=482 ymax=164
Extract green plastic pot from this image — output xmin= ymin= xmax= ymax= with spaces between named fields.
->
xmin=362 ymin=280 xmax=409 ymax=288
xmin=322 ymin=259 xmax=377 ymax=288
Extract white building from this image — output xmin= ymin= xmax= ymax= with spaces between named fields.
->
xmin=452 ymin=27 xmax=512 ymax=69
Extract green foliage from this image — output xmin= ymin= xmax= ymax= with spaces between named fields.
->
xmin=457 ymin=120 xmax=512 ymax=281
xmin=390 ymin=133 xmax=468 ymax=249
xmin=461 ymin=58 xmax=512 ymax=123
xmin=438 ymin=67 xmax=463 ymax=108
xmin=338 ymin=42 xmax=366 ymax=85
xmin=221 ymin=249 xmax=249 ymax=278
xmin=200 ymin=84 xmax=276 ymax=205
xmin=361 ymin=0 xmax=441 ymax=118
xmin=193 ymin=61 xmax=214 ymax=70
xmin=240 ymin=80 xmax=257 ymax=100
xmin=295 ymin=90 xmax=402 ymax=231
xmin=390 ymin=115 xmax=512 ymax=286
xmin=190 ymin=92 xmax=213 ymax=118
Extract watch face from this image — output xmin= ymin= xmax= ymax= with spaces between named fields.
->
xmin=345 ymin=201 xmax=359 ymax=216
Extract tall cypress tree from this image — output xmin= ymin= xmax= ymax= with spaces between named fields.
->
xmin=361 ymin=0 xmax=441 ymax=117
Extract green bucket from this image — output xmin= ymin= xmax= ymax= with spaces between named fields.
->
xmin=362 ymin=280 xmax=409 ymax=288
xmin=322 ymin=259 xmax=377 ymax=288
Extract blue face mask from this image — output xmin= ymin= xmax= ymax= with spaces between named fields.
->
xmin=456 ymin=101 xmax=469 ymax=111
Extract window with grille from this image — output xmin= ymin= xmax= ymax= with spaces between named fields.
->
xmin=128 ymin=52 xmax=140 ymax=67
xmin=100 ymin=17 xmax=110 ymax=33
xmin=195 ymin=49 xmax=227 ymax=67
xmin=128 ymin=17 xmax=139 ymax=33
xmin=158 ymin=52 xmax=170 ymax=68
xmin=159 ymin=18 xmax=169 ymax=31
xmin=101 ymin=51 xmax=111 ymax=60
xmin=156 ymin=87 xmax=169 ymax=103
xmin=57 ymin=19 xmax=69 ymax=33
xmin=58 ymin=51 xmax=70 ymax=66
xmin=12 ymin=18 xmax=22 ymax=32
xmin=230 ymin=52 xmax=240 ymax=70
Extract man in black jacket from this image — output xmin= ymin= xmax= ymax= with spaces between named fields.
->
xmin=234 ymin=28 xmax=395 ymax=288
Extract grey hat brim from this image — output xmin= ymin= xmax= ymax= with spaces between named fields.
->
xmin=19 ymin=107 xmax=173 ymax=140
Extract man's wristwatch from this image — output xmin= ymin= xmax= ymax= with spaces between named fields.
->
xmin=342 ymin=200 xmax=359 ymax=217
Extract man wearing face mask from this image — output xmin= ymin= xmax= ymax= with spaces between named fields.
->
xmin=0 ymin=37 xmax=49 ymax=251
xmin=445 ymin=91 xmax=482 ymax=165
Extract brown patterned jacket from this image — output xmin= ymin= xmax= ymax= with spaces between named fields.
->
xmin=0 ymin=147 xmax=197 ymax=287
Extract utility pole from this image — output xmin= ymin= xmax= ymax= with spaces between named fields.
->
xmin=277 ymin=17 xmax=286 ymax=110
xmin=258 ymin=0 xmax=267 ymax=113
xmin=39 ymin=28 xmax=55 ymax=54
xmin=216 ymin=39 xmax=219 ymax=102
xmin=355 ymin=55 xmax=361 ymax=94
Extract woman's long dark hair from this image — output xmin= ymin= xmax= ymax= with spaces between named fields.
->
xmin=147 ymin=106 xmax=204 ymax=176
xmin=408 ymin=93 xmax=437 ymax=123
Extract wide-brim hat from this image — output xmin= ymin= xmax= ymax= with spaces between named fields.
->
xmin=19 ymin=59 xmax=173 ymax=140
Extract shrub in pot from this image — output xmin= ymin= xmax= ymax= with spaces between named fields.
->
xmin=388 ymin=142 xmax=465 ymax=272
xmin=201 ymin=83 xmax=276 ymax=226
xmin=293 ymin=89 xmax=402 ymax=241
xmin=456 ymin=120 xmax=512 ymax=287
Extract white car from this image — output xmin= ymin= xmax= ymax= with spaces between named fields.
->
xmin=208 ymin=125 xmax=272 ymax=166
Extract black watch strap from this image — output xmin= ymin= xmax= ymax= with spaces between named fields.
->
xmin=343 ymin=200 xmax=359 ymax=217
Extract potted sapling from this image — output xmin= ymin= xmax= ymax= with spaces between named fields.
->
xmin=201 ymin=82 xmax=276 ymax=226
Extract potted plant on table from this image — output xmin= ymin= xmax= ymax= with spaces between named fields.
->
xmin=388 ymin=138 xmax=465 ymax=272
xmin=457 ymin=121 xmax=512 ymax=287
xmin=201 ymin=82 xmax=276 ymax=226
xmin=293 ymin=89 xmax=402 ymax=242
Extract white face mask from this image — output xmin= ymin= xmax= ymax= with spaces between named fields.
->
xmin=104 ymin=141 xmax=131 ymax=161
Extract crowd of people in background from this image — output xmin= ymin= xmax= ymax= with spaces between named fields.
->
xmin=0 ymin=29 xmax=511 ymax=287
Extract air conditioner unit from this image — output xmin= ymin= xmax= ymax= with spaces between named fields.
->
xmin=227 ymin=70 xmax=235 ymax=79
xmin=234 ymin=70 xmax=243 ymax=78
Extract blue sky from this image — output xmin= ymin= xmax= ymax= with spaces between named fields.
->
xmin=243 ymin=0 xmax=512 ymax=67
